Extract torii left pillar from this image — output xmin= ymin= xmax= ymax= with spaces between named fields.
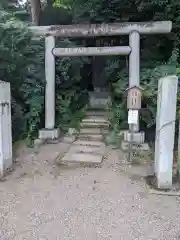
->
xmin=39 ymin=35 xmax=60 ymax=140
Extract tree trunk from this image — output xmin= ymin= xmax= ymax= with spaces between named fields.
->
xmin=30 ymin=0 xmax=41 ymax=26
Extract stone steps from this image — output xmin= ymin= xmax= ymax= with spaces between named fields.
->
xmin=60 ymin=109 xmax=109 ymax=166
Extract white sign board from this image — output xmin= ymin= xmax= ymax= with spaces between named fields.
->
xmin=128 ymin=110 xmax=138 ymax=124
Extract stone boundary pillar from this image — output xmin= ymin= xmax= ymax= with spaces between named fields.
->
xmin=155 ymin=75 xmax=178 ymax=189
xmin=0 ymin=81 xmax=12 ymax=177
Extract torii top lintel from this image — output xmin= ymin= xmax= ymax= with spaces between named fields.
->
xmin=29 ymin=21 xmax=172 ymax=38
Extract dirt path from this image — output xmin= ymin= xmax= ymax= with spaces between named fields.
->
xmin=0 ymin=142 xmax=180 ymax=240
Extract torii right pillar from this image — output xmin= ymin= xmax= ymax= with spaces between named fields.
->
xmin=129 ymin=30 xmax=140 ymax=132
xmin=122 ymin=30 xmax=148 ymax=149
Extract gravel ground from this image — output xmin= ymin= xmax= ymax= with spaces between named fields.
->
xmin=0 ymin=142 xmax=180 ymax=240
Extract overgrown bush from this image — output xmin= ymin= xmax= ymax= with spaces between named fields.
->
xmin=0 ymin=5 xmax=88 ymax=144
xmin=0 ymin=7 xmax=44 ymax=143
xmin=106 ymin=50 xmax=179 ymax=143
xmin=54 ymin=39 xmax=89 ymax=131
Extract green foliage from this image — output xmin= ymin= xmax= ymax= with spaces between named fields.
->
xmin=53 ymin=0 xmax=73 ymax=9
xmin=55 ymin=39 xmax=89 ymax=131
xmin=0 ymin=7 xmax=45 ymax=143
xmin=0 ymin=4 xmax=88 ymax=144
xmin=2 ymin=0 xmax=180 ymax=146
xmin=110 ymin=58 xmax=179 ymax=131
xmin=52 ymin=0 xmax=179 ymax=135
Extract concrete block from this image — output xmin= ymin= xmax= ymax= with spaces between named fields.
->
xmin=63 ymin=135 xmax=76 ymax=143
xmin=121 ymin=141 xmax=150 ymax=152
xmin=123 ymin=131 xmax=145 ymax=144
xmin=68 ymin=128 xmax=79 ymax=136
xmin=39 ymin=128 xmax=60 ymax=140
xmin=61 ymin=152 xmax=103 ymax=164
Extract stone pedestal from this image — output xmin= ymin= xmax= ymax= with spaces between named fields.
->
xmin=124 ymin=131 xmax=145 ymax=144
xmin=121 ymin=141 xmax=149 ymax=152
xmin=120 ymin=130 xmax=149 ymax=152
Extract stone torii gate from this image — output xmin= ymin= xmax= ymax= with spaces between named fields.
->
xmin=30 ymin=21 xmax=172 ymax=140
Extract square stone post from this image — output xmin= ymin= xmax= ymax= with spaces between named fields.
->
xmin=39 ymin=35 xmax=59 ymax=140
xmin=155 ymin=75 xmax=178 ymax=189
xmin=0 ymin=81 xmax=12 ymax=177
xmin=178 ymin=119 xmax=180 ymax=175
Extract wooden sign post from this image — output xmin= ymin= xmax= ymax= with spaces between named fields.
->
xmin=125 ymin=85 xmax=143 ymax=162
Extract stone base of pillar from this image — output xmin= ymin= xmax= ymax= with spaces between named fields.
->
xmin=39 ymin=128 xmax=60 ymax=140
xmin=119 ymin=130 xmax=149 ymax=152
xmin=119 ymin=130 xmax=145 ymax=144
xmin=0 ymin=157 xmax=13 ymax=178
xmin=123 ymin=131 xmax=145 ymax=144
xmin=62 ymin=134 xmax=77 ymax=144
xmin=121 ymin=141 xmax=150 ymax=152
xmin=156 ymin=173 xmax=172 ymax=190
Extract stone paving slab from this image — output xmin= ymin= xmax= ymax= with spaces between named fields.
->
xmin=86 ymin=110 xmax=107 ymax=116
xmin=62 ymin=135 xmax=76 ymax=143
xmin=68 ymin=145 xmax=105 ymax=155
xmin=73 ymin=140 xmax=105 ymax=147
xmin=80 ymin=128 xmax=109 ymax=136
xmin=61 ymin=152 xmax=103 ymax=164
xmin=82 ymin=118 xmax=108 ymax=124
xmin=83 ymin=116 xmax=108 ymax=121
xmin=81 ymin=122 xmax=109 ymax=129
xmin=78 ymin=134 xmax=104 ymax=141
xmin=80 ymin=128 xmax=101 ymax=134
